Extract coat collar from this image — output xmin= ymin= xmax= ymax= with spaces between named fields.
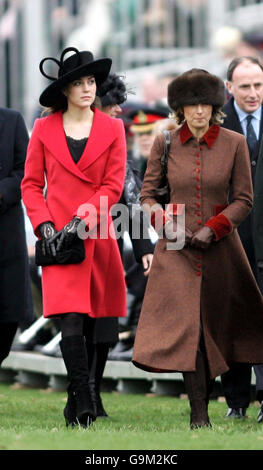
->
xmin=180 ymin=121 xmax=220 ymax=148
xmin=222 ymin=97 xmax=244 ymax=134
xmin=39 ymin=108 xmax=116 ymax=183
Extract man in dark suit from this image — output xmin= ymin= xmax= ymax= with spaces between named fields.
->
xmin=221 ymin=56 xmax=263 ymax=423
xmin=0 ymin=107 xmax=33 ymax=366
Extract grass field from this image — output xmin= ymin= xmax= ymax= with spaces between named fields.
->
xmin=0 ymin=383 xmax=263 ymax=451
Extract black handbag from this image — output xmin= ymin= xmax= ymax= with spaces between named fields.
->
xmin=35 ymin=237 xmax=85 ymax=266
xmin=154 ymin=129 xmax=171 ymax=208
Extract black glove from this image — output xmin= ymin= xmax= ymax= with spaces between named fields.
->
xmin=38 ymin=221 xmax=58 ymax=257
xmin=56 ymin=217 xmax=82 ymax=252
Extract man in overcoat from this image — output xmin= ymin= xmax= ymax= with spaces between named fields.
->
xmin=221 ymin=56 xmax=263 ymax=423
xmin=0 ymin=107 xmax=33 ymax=366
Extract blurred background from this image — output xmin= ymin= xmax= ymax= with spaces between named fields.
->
xmin=1 ymin=0 xmax=263 ymax=129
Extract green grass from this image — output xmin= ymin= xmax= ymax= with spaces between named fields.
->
xmin=0 ymin=383 xmax=262 ymax=450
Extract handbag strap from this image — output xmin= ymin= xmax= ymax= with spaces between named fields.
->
xmin=160 ymin=129 xmax=171 ymax=177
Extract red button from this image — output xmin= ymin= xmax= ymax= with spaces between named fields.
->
xmin=196 ymin=254 xmax=202 ymax=259
xmin=197 ymin=263 xmax=202 ymax=268
xmin=196 ymin=194 xmax=201 ymax=198
xmin=196 ymin=160 xmax=201 ymax=165
xmin=200 ymin=146 xmax=203 ymax=150
xmin=197 ymin=220 xmax=202 ymax=225
xmin=196 ymin=176 xmax=200 ymax=181
xmin=197 ymin=211 xmax=201 ymax=216
xmin=197 ymin=272 xmax=201 ymax=276
xmin=196 ymin=185 xmax=200 ymax=190
xmin=196 ymin=153 xmax=200 ymax=157
xmin=196 ymin=168 xmax=201 ymax=173
xmin=196 ymin=202 xmax=201 ymax=207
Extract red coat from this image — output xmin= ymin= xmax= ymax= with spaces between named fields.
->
xmin=22 ymin=108 xmax=127 ymax=319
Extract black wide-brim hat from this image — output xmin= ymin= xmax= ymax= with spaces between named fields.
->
xmin=39 ymin=47 xmax=112 ymax=107
xmin=168 ymin=68 xmax=225 ymax=112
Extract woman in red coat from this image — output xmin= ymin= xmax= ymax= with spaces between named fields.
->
xmin=132 ymin=69 xmax=263 ymax=429
xmin=22 ymin=47 xmax=127 ymax=427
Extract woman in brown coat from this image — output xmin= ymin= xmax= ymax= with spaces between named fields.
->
xmin=132 ymin=69 xmax=263 ymax=429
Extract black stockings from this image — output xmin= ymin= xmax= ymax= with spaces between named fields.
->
xmin=60 ymin=312 xmax=95 ymax=338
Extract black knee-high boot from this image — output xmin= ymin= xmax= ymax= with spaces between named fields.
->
xmin=87 ymin=343 xmax=109 ymax=417
xmin=183 ymin=350 xmax=212 ymax=429
xmin=60 ymin=335 xmax=96 ymax=427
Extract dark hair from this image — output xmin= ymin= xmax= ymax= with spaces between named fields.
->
xmin=97 ymin=74 xmax=127 ymax=107
xmin=227 ymin=56 xmax=263 ymax=81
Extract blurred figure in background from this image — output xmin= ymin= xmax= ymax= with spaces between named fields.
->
xmin=95 ymin=73 xmax=155 ymax=371
xmin=129 ymin=107 xmax=168 ymax=178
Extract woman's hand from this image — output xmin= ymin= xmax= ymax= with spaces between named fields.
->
xmin=142 ymin=253 xmax=154 ymax=276
xmin=190 ymin=226 xmax=214 ymax=250
xmin=38 ymin=221 xmax=58 ymax=257
xmin=56 ymin=216 xmax=82 ymax=251
xmin=163 ymin=219 xmax=193 ymax=245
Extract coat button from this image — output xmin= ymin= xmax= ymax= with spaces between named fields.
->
xmin=251 ymin=160 xmax=256 ymax=166
xmin=196 ymin=194 xmax=201 ymax=198
xmin=197 ymin=220 xmax=202 ymax=225
xmin=196 ymin=254 xmax=202 ymax=259
xmin=196 ymin=160 xmax=201 ymax=165
xmin=196 ymin=168 xmax=201 ymax=173
xmin=197 ymin=211 xmax=201 ymax=216
xmin=196 ymin=176 xmax=200 ymax=181
xmin=196 ymin=153 xmax=200 ymax=157
xmin=196 ymin=202 xmax=201 ymax=207
xmin=197 ymin=271 xmax=201 ymax=276
xmin=197 ymin=263 xmax=202 ymax=268
xmin=196 ymin=185 xmax=200 ymax=190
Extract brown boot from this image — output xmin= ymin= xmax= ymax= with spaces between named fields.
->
xmin=183 ymin=350 xmax=212 ymax=429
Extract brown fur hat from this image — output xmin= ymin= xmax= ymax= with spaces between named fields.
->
xmin=167 ymin=68 xmax=225 ymax=112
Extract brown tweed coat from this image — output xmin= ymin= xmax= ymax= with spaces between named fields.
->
xmin=132 ymin=122 xmax=263 ymax=379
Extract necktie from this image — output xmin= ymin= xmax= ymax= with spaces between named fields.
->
xmin=246 ymin=115 xmax=257 ymax=154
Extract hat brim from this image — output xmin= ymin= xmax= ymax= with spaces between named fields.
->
xmin=39 ymin=58 xmax=112 ymax=107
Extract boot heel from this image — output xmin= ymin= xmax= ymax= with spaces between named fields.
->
xmin=63 ymin=386 xmax=77 ymax=427
xmin=75 ymin=389 xmax=96 ymax=427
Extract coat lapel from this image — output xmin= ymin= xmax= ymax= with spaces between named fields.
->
xmin=253 ymin=107 xmax=263 ymax=161
xmin=77 ymin=108 xmax=115 ymax=172
xmin=254 ymin=105 xmax=263 ymax=161
xmin=222 ymin=98 xmax=243 ymax=135
xmin=39 ymin=108 xmax=115 ymax=182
